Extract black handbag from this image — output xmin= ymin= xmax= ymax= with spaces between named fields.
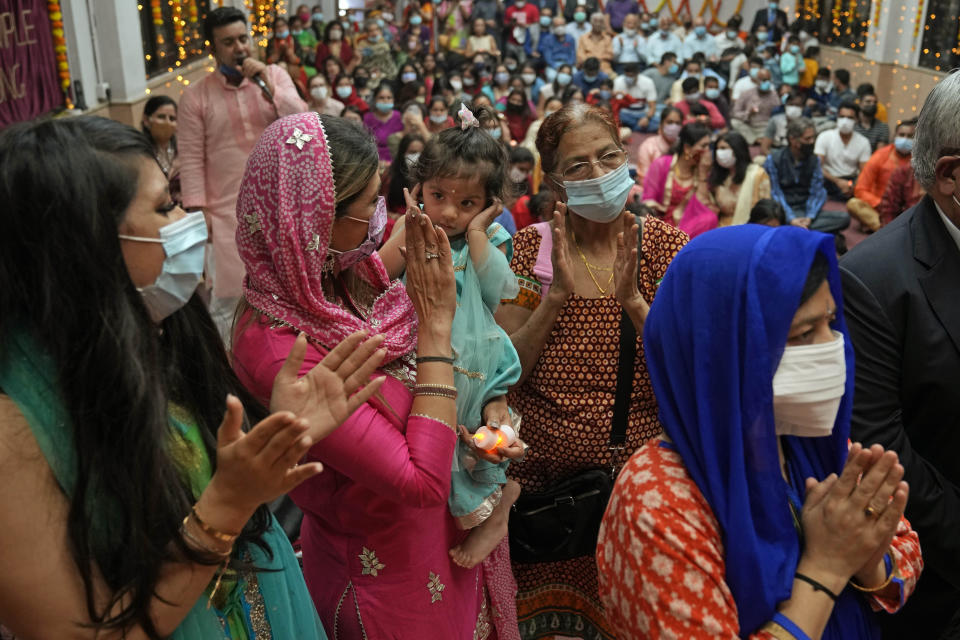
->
xmin=508 ymin=218 xmax=642 ymax=565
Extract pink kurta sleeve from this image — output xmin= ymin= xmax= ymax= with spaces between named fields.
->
xmin=178 ymin=84 xmax=207 ymax=210
xmin=642 ymin=154 xmax=670 ymax=203
xmin=232 ymin=319 xmax=456 ymax=509
xmin=266 ymin=64 xmax=308 ymax=117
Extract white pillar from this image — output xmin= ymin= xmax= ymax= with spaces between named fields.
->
xmin=92 ymin=0 xmax=147 ymax=102
xmin=59 ymin=0 xmax=101 ymax=109
xmin=863 ymin=0 xmax=927 ymax=67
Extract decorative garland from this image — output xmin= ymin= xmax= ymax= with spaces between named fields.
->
xmin=172 ymin=0 xmax=184 ymax=44
xmin=187 ymin=0 xmax=199 ymax=23
xmin=912 ymin=0 xmax=925 ymax=39
xmin=151 ymin=0 xmax=163 ymax=26
xmin=47 ymin=0 xmax=72 ymax=107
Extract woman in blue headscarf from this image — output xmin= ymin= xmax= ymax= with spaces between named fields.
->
xmin=597 ymin=225 xmax=923 ymax=639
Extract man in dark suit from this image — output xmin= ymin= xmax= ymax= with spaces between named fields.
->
xmin=840 ymin=71 xmax=960 ymax=639
xmin=750 ymin=0 xmax=788 ymax=44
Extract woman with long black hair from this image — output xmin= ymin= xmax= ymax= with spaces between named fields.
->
xmin=0 ymin=116 xmax=385 ymax=639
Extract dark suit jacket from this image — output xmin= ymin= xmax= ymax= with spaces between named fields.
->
xmin=750 ymin=7 xmax=788 ymax=42
xmin=840 ymin=196 xmax=960 ymax=639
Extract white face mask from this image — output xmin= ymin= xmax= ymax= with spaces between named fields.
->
xmin=715 ymin=147 xmax=736 ymax=168
xmin=405 ymin=152 xmax=420 ymax=168
xmin=509 ymin=167 xmax=529 ymax=183
xmin=837 ymin=117 xmax=855 ymax=134
xmin=311 ymin=86 xmax=328 ymax=101
xmin=785 ymin=105 xmax=803 ymax=120
xmin=117 ymin=211 xmax=208 ymax=323
xmin=772 ymin=331 xmax=846 ymax=438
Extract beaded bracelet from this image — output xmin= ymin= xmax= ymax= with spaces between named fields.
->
xmin=414 ymin=390 xmax=458 ymax=400
xmin=409 ymin=412 xmax=456 ymax=433
xmin=415 ymin=383 xmax=457 ymax=393
xmin=191 ymin=505 xmax=241 ymax=543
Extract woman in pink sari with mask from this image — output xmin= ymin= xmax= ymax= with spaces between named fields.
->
xmin=231 ymin=112 xmax=516 ymax=639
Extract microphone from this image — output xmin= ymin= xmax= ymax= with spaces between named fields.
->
xmin=250 ymin=73 xmax=274 ymax=102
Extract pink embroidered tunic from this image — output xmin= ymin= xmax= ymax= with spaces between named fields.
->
xmin=178 ymin=66 xmax=306 ymax=298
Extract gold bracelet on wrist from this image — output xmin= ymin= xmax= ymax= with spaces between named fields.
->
xmin=849 ymin=554 xmax=896 ymax=593
xmin=414 ymin=390 xmax=458 ymax=399
xmin=409 ymin=412 xmax=457 ymax=433
xmin=415 ymin=383 xmax=457 ymax=393
xmin=191 ymin=504 xmax=241 ymax=543
xmin=181 ymin=516 xmax=233 ymax=558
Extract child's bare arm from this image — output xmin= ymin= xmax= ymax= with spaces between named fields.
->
xmin=466 ymin=199 xmax=503 ymax=270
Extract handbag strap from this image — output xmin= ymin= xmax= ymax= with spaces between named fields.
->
xmin=609 ymin=216 xmax=644 ymax=449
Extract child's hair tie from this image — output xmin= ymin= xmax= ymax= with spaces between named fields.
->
xmin=459 ymin=103 xmax=480 ymax=130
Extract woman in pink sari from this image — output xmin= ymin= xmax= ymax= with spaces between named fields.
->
xmin=642 ymin=121 xmax=720 ymax=238
xmin=231 ymin=112 xmax=514 ymax=639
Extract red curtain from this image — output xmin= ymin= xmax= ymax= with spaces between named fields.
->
xmin=0 ymin=0 xmax=64 ymax=128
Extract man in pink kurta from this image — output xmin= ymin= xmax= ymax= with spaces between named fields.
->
xmin=179 ymin=7 xmax=306 ymax=336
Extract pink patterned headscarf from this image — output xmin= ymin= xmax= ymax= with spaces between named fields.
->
xmin=236 ymin=111 xmax=417 ymax=362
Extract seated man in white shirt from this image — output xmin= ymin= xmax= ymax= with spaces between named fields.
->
xmin=682 ymin=16 xmax=718 ymax=62
xmin=646 ymin=14 xmax=685 ymax=66
xmin=612 ymin=13 xmax=646 ymax=73
xmin=713 ymin=14 xmax=744 ymax=53
xmin=731 ymin=56 xmax=763 ymax=101
xmin=614 ymin=62 xmax=658 ymax=132
xmin=814 ymin=101 xmax=872 ymax=200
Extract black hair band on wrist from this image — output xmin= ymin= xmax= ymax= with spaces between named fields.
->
xmin=415 ymin=355 xmax=455 ymax=364
xmin=794 ymin=573 xmax=839 ymax=602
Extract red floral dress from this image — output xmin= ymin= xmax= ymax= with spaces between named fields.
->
xmin=597 ymin=440 xmax=924 ymax=639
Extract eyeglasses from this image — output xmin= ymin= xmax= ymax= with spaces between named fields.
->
xmin=559 ymin=148 xmax=627 ymax=181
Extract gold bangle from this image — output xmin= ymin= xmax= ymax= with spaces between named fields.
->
xmin=409 ymin=412 xmax=456 ymax=433
xmin=415 ymin=383 xmax=457 ymax=393
xmin=181 ymin=516 xmax=233 ymax=558
xmin=849 ymin=554 xmax=896 ymax=592
xmin=414 ymin=390 xmax=458 ymax=399
xmin=191 ymin=505 xmax=241 ymax=543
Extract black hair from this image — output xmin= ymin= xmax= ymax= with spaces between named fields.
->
xmin=837 ymin=100 xmax=860 ymax=117
xmin=387 ymin=133 xmax=427 ymax=211
xmin=660 ymin=105 xmax=684 ymax=128
xmin=342 ymin=104 xmax=364 ymax=119
xmin=708 ymin=131 xmax=751 ymax=188
xmin=528 ymin=189 xmax=557 ymax=222
xmin=834 ymin=68 xmax=850 ymax=85
xmin=320 ymin=114 xmax=380 ymax=218
xmin=816 ymin=67 xmax=831 ymax=78
xmin=414 ymin=104 xmax=511 ymax=203
xmin=584 ymin=57 xmax=600 ymax=73
xmin=506 ymin=88 xmax=532 ymax=118
xmin=0 ymin=116 xmax=272 ymax=638
xmin=428 ymin=95 xmax=449 ymax=113
xmin=749 ymin=55 xmax=764 ymax=66
xmin=748 ymin=198 xmax=787 ymax=226
xmin=856 ymin=82 xmax=875 ymax=97
xmin=141 ymin=95 xmax=178 ymax=153
xmin=805 ymin=46 xmax=819 ymax=57
xmin=672 ymin=121 xmax=712 ymax=156
xmin=660 ymin=52 xmax=677 ymax=65
xmin=203 ymin=6 xmax=246 ymax=44
xmin=396 ymin=81 xmax=425 ymax=107
xmin=560 ymin=84 xmax=584 ymax=104
xmin=510 ymin=146 xmax=535 ymax=165
xmin=896 ymin=116 xmax=919 ymax=130
xmin=688 ymin=102 xmax=709 ymax=117
xmin=623 ymin=62 xmax=640 ymax=75
xmin=681 ymin=77 xmax=700 ymax=93
xmin=727 ymin=13 xmax=743 ymax=28
xmin=799 ymin=250 xmax=830 ymax=305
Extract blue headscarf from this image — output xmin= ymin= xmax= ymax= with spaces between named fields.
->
xmin=644 ymin=225 xmax=878 ymax=638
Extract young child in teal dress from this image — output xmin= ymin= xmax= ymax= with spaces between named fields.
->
xmin=381 ymin=104 xmax=524 ymax=568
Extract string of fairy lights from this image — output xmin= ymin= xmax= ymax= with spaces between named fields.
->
xmin=138 ymin=0 xmax=284 ymax=94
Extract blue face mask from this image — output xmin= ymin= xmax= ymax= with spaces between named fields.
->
xmin=402 ymin=72 xmax=417 ymax=83
xmin=487 ymin=126 xmax=502 ymax=139
xmin=277 ymin=30 xmax=290 ymax=39
xmin=118 ymin=210 xmax=208 ymax=323
xmin=556 ymin=71 xmax=572 ymax=85
xmin=705 ymin=88 xmax=720 ymax=100
xmin=894 ymin=136 xmax=914 ymax=154
xmin=313 ymin=12 xmax=324 ymax=21
xmin=599 ymin=89 xmax=611 ymax=100
xmin=694 ymin=26 xmax=706 ymax=37
xmin=749 ymin=67 xmax=760 ymax=79
xmin=769 ymin=2 xmax=778 ymax=10
xmin=727 ymin=29 xmax=738 ymax=39
xmin=759 ymin=81 xmax=772 ymax=92
xmin=540 ymin=16 xmax=551 ymax=26
xmin=584 ymin=73 xmax=597 ymax=82
xmin=669 ymin=63 xmax=679 ymax=75
xmin=790 ymin=44 xmax=801 ymax=54
xmin=563 ymin=161 xmax=633 ymax=222
xmin=328 ymin=197 xmax=387 ymax=270
xmin=410 ymin=15 xmax=423 ymax=25
xmin=376 ymin=101 xmax=394 ymax=112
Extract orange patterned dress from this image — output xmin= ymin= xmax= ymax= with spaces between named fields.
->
xmin=597 ymin=440 xmax=924 ymax=639
xmin=504 ymin=217 xmax=688 ymax=640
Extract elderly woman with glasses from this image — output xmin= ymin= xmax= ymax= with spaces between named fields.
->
xmin=496 ymin=103 xmax=688 ymax=640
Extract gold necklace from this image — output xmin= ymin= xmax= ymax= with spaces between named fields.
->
xmin=572 ymin=230 xmax=614 ymax=295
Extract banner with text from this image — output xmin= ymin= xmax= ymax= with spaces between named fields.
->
xmin=0 ymin=0 xmax=63 ymax=128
